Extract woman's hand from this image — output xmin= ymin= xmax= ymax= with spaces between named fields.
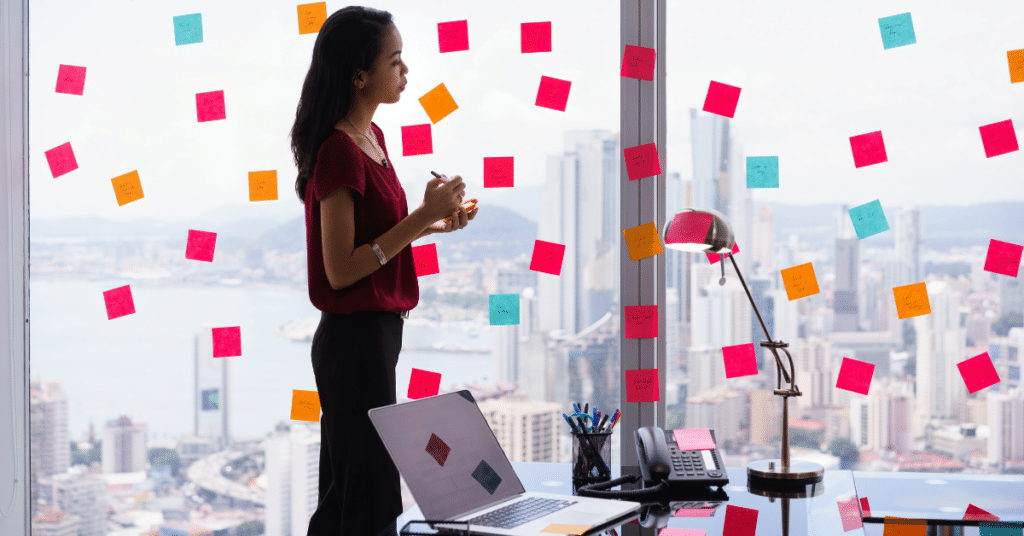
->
xmin=431 ymin=198 xmax=479 ymax=233
xmin=421 ymin=174 xmax=466 ymax=222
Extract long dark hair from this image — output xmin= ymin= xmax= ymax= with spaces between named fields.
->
xmin=290 ymin=6 xmax=393 ymax=201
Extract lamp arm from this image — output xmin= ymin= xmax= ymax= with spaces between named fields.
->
xmin=728 ymin=254 xmax=793 ymax=386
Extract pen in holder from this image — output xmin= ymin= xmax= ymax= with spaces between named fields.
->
xmin=571 ymin=430 xmax=612 ymax=487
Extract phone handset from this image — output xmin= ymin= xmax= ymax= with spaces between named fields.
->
xmin=636 ymin=426 xmax=673 ymax=485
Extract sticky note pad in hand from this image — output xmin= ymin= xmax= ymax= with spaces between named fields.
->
xmin=196 ymin=90 xmax=226 ymax=122
xmin=290 ymin=389 xmax=320 ymax=422
xmin=483 ymin=156 xmax=514 ymax=187
xmin=296 ymin=2 xmax=327 ymax=35
xmin=412 ymin=243 xmax=440 ymax=276
xmin=836 ymin=357 xmax=875 ymax=395
xmin=212 ymin=326 xmax=241 ymax=357
xmin=625 ymin=368 xmax=659 ymax=402
xmin=55 ymin=64 xmax=86 ymax=95
xmin=621 ymin=44 xmax=656 ymax=81
xmin=489 ymin=294 xmax=520 ymax=325
xmin=521 ymin=22 xmax=552 ymax=53
xmin=419 ymin=83 xmax=459 ymax=124
xmin=530 ymin=240 xmax=566 ymax=275
xmin=849 ymin=131 xmax=888 ymax=168
xmin=437 ymin=20 xmax=469 ymax=52
xmin=624 ymin=305 xmax=658 ymax=339
xmin=722 ymin=343 xmax=758 ymax=378
xmin=408 ymin=368 xmax=442 ymax=399
xmin=674 ymin=428 xmax=715 ymax=451
xmin=623 ymin=222 xmax=663 ymax=261
xmin=746 ymin=156 xmax=779 ymax=188
xmin=535 ymin=76 xmax=571 ymax=111
xmin=892 ymin=282 xmax=930 ymax=319
xmin=878 ymin=12 xmax=916 ymax=50
xmin=103 ymin=285 xmax=136 ymax=320
xmin=780 ymin=262 xmax=820 ymax=301
xmin=401 ymin=124 xmax=433 ymax=156
xmin=957 ymin=352 xmax=1000 ymax=394
xmin=979 ymin=119 xmax=1019 ymax=158
xmin=848 ymin=200 xmax=889 ymax=239
xmin=623 ymin=143 xmax=662 ymax=181
xmin=248 ymin=170 xmax=278 ymax=202
xmin=702 ymin=80 xmax=741 ymax=118
xmin=111 ymin=171 xmax=144 ymax=206
xmin=185 ymin=230 xmax=217 ymax=262
xmin=44 ymin=142 xmax=78 ymax=178
xmin=984 ymin=239 xmax=1023 ymax=277
xmin=723 ymin=504 xmax=758 ymax=536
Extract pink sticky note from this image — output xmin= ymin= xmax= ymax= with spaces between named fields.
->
xmin=849 ymin=131 xmax=888 ymax=168
xmin=984 ymin=239 xmax=1023 ymax=277
xmin=665 ymin=211 xmax=713 ymax=246
xmin=706 ymin=242 xmax=740 ymax=264
xmin=401 ymin=124 xmax=433 ymax=156
xmin=673 ymin=428 xmax=716 ymax=451
xmin=535 ymin=75 xmax=571 ymax=111
xmin=530 ymin=240 xmax=565 ymax=275
xmin=963 ymin=504 xmax=999 ymax=522
xmin=860 ymin=498 xmax=872 ymax=517
xmin=412 ymin=243 xmax=440 ymax=276
xmin=658 ymin=530 xmax=706 ymax=536
xmin=838 ymin=496 xmax=864 ymax=532
xmin=44 ymin=142 xmax=79 ymax=178
xmin=722 ymin=505 xmax=758 ymax=536
xmin=55 ymin=64 xmax=86 ymax=95
xmin=521 ymin=22 xmax=551 ymax=53
xmin=196 ymin=90 xmax=226 ymax=122
xmin=621 ymin=44 xmax=656 ymax=81
xmin=979 ymin=119 xmax=1019 ymax=158
xmin=836 ymin=357 xmax=875 ymax=395
xmin=722 ymin=343 xmax=758 ymax=378
xmin=103 ymin=285 xmax=136 ymax=320
xmin=212 ymin=326 xmax=241 ymax=357
xmin=408 ymin=368 xmax=442 ymax=399
xmin=624 ymin=369 xmax=659 ymax=403
xmin=674 ymin=509 xmax=715 ymax=518
xmin=185 ymin=229 xmax=217 ymax=262
xmin=623 ymin=143 xmax=662 ymax=181
xmin=483 ymin=156 xmax=514 ymax=187
xmin=437 ymin=20 xmax=469 ymax=53
xmin=624 ymin=305 xmax=658 ymax=339
xmin=702 ymin=80 xmax=741 ymax=118
xmin=957 ymin=351 xmax=1000 ymax=394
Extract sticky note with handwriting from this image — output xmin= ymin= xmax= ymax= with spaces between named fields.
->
xmin=625 ymin=368 xmax=659 ymax=402
xmin=702 ymin=80 xmax=741 ymax=118
xmin=425 ymin=433 xmax=451 ymax=466
xmin=984 ymin=239 xmax=1023 ymax=277
xmin=248 ymin=170 xmax=278 ymax=202
xmin=674 ymin=428 xmax=715 ymax=451
xmin=878 ymin=12 xmax=916 ymax=50
xmin=55 ymin=64 xmax=86 ymax=95
xmin=412 ymin=243 xmax=440 ymax=276
xmin=103 ymin=285 xmax=136 ymax=320
xmin=173 ymin=13 xmax=203 ymax=46
xmin=111 ymin=171 xmax=144 ymax=206
xmin=722 ymin=504 xmax=758 ymax=536
xmin=963 ymin=504 xmax=1000 ymax=522
xmin=837 ymin=496 xmax=863 ymax=532
xmin=530 ymin=240 xmax=565 ymax=275
xmin=746 ymin=156 xmax=779 ymax=188
xmin=621 ymin=44 xmax=656 ymax=81
xmin=848 ymin=199 xmax=889 ymax=239
xmin=893 ymin=282 xmax=930 ymax=319
xmin=401 ymin=124 xmax=433 ymax=156
xmin=290 ymin=390 xmax=320 ymax=422
xmin=979 ymin=119 xmax=1019 ymax=158
xmin=540 ymin=525 xmax=591 ymax=535
xmin=44 ymin=142 xmax=78 ymax=178
xmin=706 ymin=242 xmax=740 ymax=264
xmin=419 ymin=83 xmax=458 ymax=124
xmin=1009 ymin=48 xmax=1024 ymax=84
xmin=624 ymin=305 xmax=658 ymax=339
xmin=836 ymin=357 xmax=875 ymax=395
xmin=665 ymin=211 xmax=712 ymax=246
xmin=408 ymin=368 xmax=442 ymax=399
xmin=212 ymin=326 xmax=241 ymax=357
xmin=780 ymin=262 xmax=820 ymax=301
xmin=296 ymin=2 xmax=327 ymax=35
xmin=489 ymin=294 xmax=520 ymax=325
xmin=521 ymin=22 xmax=551 ymax=53
xmin=957 ymin=352 xmax=1000 ymax=394
xmin=623 ymin=143 xmax=662 ymax=181
xmin=535 ymin=76 xmax=571 ymax=111
xmin=722 ymin=343 xmax=758 ymax=378
xmin=196 ymin=90 xmax=226 ymax=122
xmin=483 ymin=156 xmax=514 ymax=187
xmin=850 ymin=131 xmax=888 ymax=168
xmin=185 ymin=230 xmax=217 ymax=262
xmin=623 ymin=222 xmax=663 ymax=261
xmin=471 ymin=459 xmax=502 ymax=494
xmin=438 ymin=20 xmax=469 ymax=53
xmin=882 ymin=517 xmax=926 ymax=536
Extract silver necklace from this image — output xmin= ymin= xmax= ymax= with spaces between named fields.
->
xmin=345 ymin=118 xmax=388 ymax=168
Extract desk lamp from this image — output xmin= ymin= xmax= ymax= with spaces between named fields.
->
xmin=663 ymin=208 xmax=824 ymax=487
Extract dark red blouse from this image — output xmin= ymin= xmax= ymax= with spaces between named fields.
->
xmin=304 ymin=124 xmax=419 ymax=314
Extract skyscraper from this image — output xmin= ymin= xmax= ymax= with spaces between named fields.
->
xmin=751 ymin=205 xmax=776 ymax=273
xmin=195 ymin=327 xmax=230 ymax=451
xmin=265 ymin=422 xmax=320 ymax=536
xmin=849 ymin=379 xmax=914 ymax=454
xmin=478 ymin=397 xmax=564 ymax=462
xmin=101 ymin=415 xmax=147 ymax=474
xmin=987 ymin=388 xmax=1024 ymax=466
xmin=834 ymin=205 xmax=859 ymax=332
xmin=914 ymin=281 xmax=966 ymax=425
xmin=894 ymin=206 xmax=921 ymax=283
xmin=30 ymin=381 xmax=69 ymax=515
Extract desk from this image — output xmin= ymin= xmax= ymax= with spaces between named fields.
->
xmin=397 ymin=463 xmax=1024 ymax=535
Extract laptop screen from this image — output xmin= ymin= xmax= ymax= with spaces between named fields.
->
xmin=369 ymin=391 xmax=527 ymax=520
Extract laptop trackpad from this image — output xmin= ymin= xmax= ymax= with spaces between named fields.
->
xmin=545 ymin=510 xmax=607 ymax=527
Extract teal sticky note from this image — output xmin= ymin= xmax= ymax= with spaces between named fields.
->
xmin=847 ymin=200 xmax=889 ymax=239
xmin=489 ymin=294 xmax=520 ymax=325
xmin=980 ymin=521 xmax=1023 ymax=536
xmin=174 ymin=13 xmax=204 ymax=46
xmin=878 ymin=12 xmax=916 ymax=50
xmin=746 ymin=156 xmax=779 ymax=188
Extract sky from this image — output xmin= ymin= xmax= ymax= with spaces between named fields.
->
xmin=28 ymin=0 xmax=1024 ymax=223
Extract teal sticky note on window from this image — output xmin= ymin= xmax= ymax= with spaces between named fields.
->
xmin=878 ymin=12 xmax=916 ymax=50
xmin=489 ymin=294 xmax=520 ymax=325
xmin=746 ymin=156 xmax=779 ymax=188
xmin=848 ymin=200 xmax=889 ymax=239
xmin=174 ymin=13 xmax=204 ymax=46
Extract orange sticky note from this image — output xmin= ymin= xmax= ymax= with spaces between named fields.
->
xmin=418 ymin=83 xmax=458 ymax=124
xmin=780 ymin=262 xmax=820 ymax=301
xmin=623 ymin=222 xmax=663 ymax=261
xmin=1008 ymin=48 xmax=1024 ymax=84
xmin=540 ymin=524 xmax=590 ymax=535
xmin=290 ymin=390 xmax=320 ymax=422
xmin=111 ymin=171 xmax=144 ymax=206
xmin=296 ymin=2 xmax=327 ymax=35
xmin=893 ymin=282 xmax=930 ymax=319
xmin=249 ymin=170 xmax=278 ymax=202
xmin=882 ymin=517 xmax=926 ymax=536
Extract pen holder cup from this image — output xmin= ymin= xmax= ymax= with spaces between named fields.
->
xmin=571 ymin=431 xmax=612 ymax=486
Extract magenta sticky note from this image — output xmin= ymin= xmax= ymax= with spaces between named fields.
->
xmin=624 ymin=368 xmax=659 ymax=403
xmin=665 ymin=211 xmax=712 ymax=246
xmin=401 ymin=124 xmax=433 ymax=156
xmin=658 ymin=529 xmax=706 ymax=536
xmin=963 ymin=504 xmax=999 ymax=522
xmin=437 ymin=20 xmax=469 ymax=53
xmin=212 ymin=326 xmax=241 ymax=357
xmin=836 ymin=357 xmax=875 ymax=395
xmin=408 ymin=368 xmax=442 ymax=399
xmin=520 ymin=21 xmax=551 ymax=53
xmin=44 ymin=142 xmax=79 ymax=178
xmin=55 ymin=64 xmax=86 ymax=95
xmin=979 ymin=119 xmax=1019 ymax=158
xmin=621 ymin=44 xmax=656 ymax=81
xmin=673 ymin=428 xmax=716 ymax=451
xmin=530 ymin=240 xmax=565 ymax=275
xmin=535 ymin=75 xmax=571 ymax=111
xmin=412 ymin=243 xmax=440 ymax=276
xmin=984 ymin=239 xmax=1023 ymax=277
xmin=849 ymin=131 xmax=888 ymax=168
xmin=185 ymin=229 xmax=217 ymax=262
xmin=702 ymin=80 xmax=741 ymax=118
xmin=196 ymin=90 xmax=226 ymax=122
xmin=624 ymin=305 xmax=658 ymax=339
xmin=837 ymin=496 xmax=864 ymax=531
xmin=483 ymin=156 xmax=514 ymax=187
xmin=722 ymin=343 xmax=758 ymax=378
xmin=623 ymin=143 xmax=662 ymax=181
xmin=957 ymin=351 xmax=1000 ymax=394
xmin=706 ymin=242 xmax=740 ymax=264
xmin=722 ymin=504 xmax=758 ymax=536
xmin=860 ymin=498 xmax=871 ymax=517
xmin=103 ymin=285 xmax=136 ymax=320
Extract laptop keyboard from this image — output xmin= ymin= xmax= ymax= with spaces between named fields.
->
xmin=466 ymin=496 xmax=577 ymax=529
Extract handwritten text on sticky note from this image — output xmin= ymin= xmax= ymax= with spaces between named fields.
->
xmin=624 ymin=305 xmax=658 ymax=339
xmin=111 ymin=171 xmax=144 ymax=206
xmin=173 ymin=13 xmax=203 ymax=46
xmin=185 ymin=230 xmax=217 ymax=262
xmin=248 ymin=170 xmax=278 ymax=202
xmin=44 ymin=142 xmax=78 ymax=178
xmin=196 ymin=90 xmax=226 ymax=122
xmin=893 ymin=282 xmax=930 ymax=319
xmin=401 ymin=124 xmax=433 ymax=156
xmin=625 ymin=368 xmax=659 ymax=403
xmin=623 ymin=222 xmax=663 ymax=261
xmin=438 ymin=20 xmax=469 ymax=52
xmin=535 ymin=76 xmax=571 ymax=111
xmin=55 ymin=64 xmax=86 ymax=95
xmin=836 ymin=357 xmax=875 ymax=395
xmin=521 ymin=21 xmax=551 ymax=53
xmin=878 ymin=12 xmax=916 ymax=50
xmin=483 ymin=156 xmax=514 ymax=187
xmin=621 ymin=44 xmax=656 ymax=81
xmin=489 ymin=294 xmax=520 ymax=325
xmin=412 ymin=243 xmax=440 ymax=276
xmin=408 ymin=368 xmax=442 ymax=399
xmin=290 ymin=390 xmax=320 ymax=421
xmin=849 ymin=131 xmax=888 ymax=168
xmin=623 ymin=143 xmax=662 ymax=181
xmin=780 ymin=262 xmax=820 ymax=301
xmin=984 ymin=239 xmax=1023 ymax=277
xmin=746 ymin=156 xmax=779 ymax=188
xmin=530 ymin=240 xmax=565 ymax=275
xmin=296 ymin=2 xmax=327 ymax=35
xmin=702 ymin=80 xmax=741 ymax=118
xmin=848 ymin=199 xmax=889 ymax=239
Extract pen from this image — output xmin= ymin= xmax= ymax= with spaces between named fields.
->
xmin=597 ymin=414 xmax=610 ymax=432
xmin=430 ymin=170 xmax=448 ymax=182
xmin=562 ymin=413 xmax=579 ymax=434
xmin=583 ymin=403 xmax=589 ymax=415
xmin=610 ymin=411 xmax=621 ymax=430
xmin=576 ymin=416 xmax=589 ymax=433
xmin=572 ymin=402 xmax=581 ymax=414
xmin=593 ymin=407 xmax=599 ymax=425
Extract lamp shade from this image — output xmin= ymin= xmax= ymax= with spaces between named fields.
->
xmin=663 ymin=208 xmax=735 ymax=253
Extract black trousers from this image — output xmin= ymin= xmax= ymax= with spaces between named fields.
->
xmin=307 ymin=310 xmax=404 ymax=536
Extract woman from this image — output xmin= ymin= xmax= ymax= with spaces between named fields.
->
xmin=290 ymin=6 xmax=479 ymax=536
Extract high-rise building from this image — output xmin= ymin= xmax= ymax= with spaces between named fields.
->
xmin=794 ymin=336 xmax=833 ymax=410
xmin=894 ymin=206 xmax=921 ymax=283
xmin=834 ymin=205 xmax=859 ymax=332
xmin=265 ymin=422 xmax=321 ymax=536
xmin=30 ymin=381 xmax=70 ymax=515
xmin=1000 ymin=276 xmax=1024 ymax=317
xmin=748 ymin=390 xmax=779 ymax=445
xmin=690 ymin=263 xmax=752 ymax=350
xmin=751 ymin=205 xmax=776 ymax=273
xmin=101 ymin=415 xmax=147 ymax=474
xmin=914 ymin=281 xmax=967 ymax=425
xmin=50 ymin=471 xmax=106 ymax=536
xmin=195 ymin=327 xmax=230 ymax=451
xmin=989 ymin=328 xmax=1022 ymax=393
xmin=686 ymin=389 xmax=746 ymax=447
xmin=987 ymin=388 xmax=1024 ymax=466
xmin=477 ymin=396 xmax=564 ymax=463
xmin=850 ymin=380 xmax=914 ymax=455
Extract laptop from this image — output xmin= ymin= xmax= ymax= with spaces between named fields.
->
xmin=368 ymin=390 xmax=641 ymax=535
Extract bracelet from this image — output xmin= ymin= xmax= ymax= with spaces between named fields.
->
xmin=370 ymin=242 xmax=387 ymax=266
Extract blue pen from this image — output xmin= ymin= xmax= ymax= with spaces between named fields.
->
xmin=593 ymin=407 xmax=599 ymax=425
xmin=562 ymin=413 xmax=579 ymax=433
xmin=572 ymin=402 xmax=581 ymax=414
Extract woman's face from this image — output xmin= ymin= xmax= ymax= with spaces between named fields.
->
xmin=356 ymin=24 xmax=408 ymax=105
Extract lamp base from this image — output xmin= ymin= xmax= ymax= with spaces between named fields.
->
xmin=747 ymin=459 xmax=824 ymax=487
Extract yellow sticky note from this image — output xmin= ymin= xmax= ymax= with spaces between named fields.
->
xmin=780 ymin=262 xmax=820 ymax=301
xmin=249 ymin=170 xmax=278 ymax=202
xmin=111 ymin=170 xmax=144 ymax=206
xmin=296 ymin=2 xmax=327 ymax=35
xmin=418 ymin=83 xmax=459 ymax=124
xmin=540 ymin=524 xmax=591 ymax=535
xmin=1008 ymin=48 xmax=1024 ymax=84
xmin=882 ymin=517 xmax=927 ymax=536
xmin=290 ymin=389 xmax=321 ymax=422
xmin=893 ymin=282 xmax=931 ymax=319
xmin=623 ymin=222 xmax=663 ymax=261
